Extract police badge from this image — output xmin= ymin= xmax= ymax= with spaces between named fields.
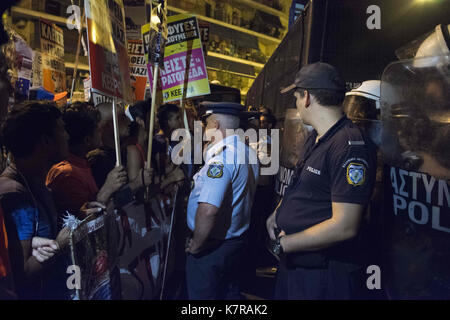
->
xmin=207 ymin=163 xmax=224 ymax=179
xmin=347 ymin=163 xmax=366 ymax=186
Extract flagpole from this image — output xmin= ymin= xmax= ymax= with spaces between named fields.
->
xmin=145 ymin=0 xmax=167 ymax=169
xmin=160 ymin=185 xmax=178 ymax=300
xmin=69 ymin=10 xmax=85 ymax=104
xmin=146 ymin=65 xmax=159 ymax=170
xmin=112 ymin=99 xmax=122 ymax=167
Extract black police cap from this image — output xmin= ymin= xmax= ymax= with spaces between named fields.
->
xmin=200 ymin=101 xmax=244 ymax=119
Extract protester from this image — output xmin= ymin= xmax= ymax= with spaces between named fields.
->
xmin=153 ymin=103 xmax=185 ymax=194
xmin=0 ymin=102 xmax=104 ymax=299
xmin=185 ymin=102 xmax=259 ymax=300
xmin=125 ymin=100 xmax=150 ymax=182
xmin=154 ymin=103 xmax=180 ymax=171
xmin=247 ymin=110 xmax=277 ymax=275
xmin=267 ymin=63 xmax=377 ymax=299
xmin=87 ymin=102 xmax=153 ymax=208
xmin=46 ymin=102 xmax=128 ymax=220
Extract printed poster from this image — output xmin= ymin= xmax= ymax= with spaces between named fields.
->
xmin=84 ymin=0 xmax=133 ymax=103
xmin=143 ymin=14 xmax=210 ymax=103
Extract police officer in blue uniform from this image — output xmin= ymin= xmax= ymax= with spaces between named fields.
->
xmin=267 ymin=63 xmax=377 ymax=299
xmin=185 ymin=102 xmax=259 ymax=300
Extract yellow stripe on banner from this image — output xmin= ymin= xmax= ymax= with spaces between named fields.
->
xmin=162 ymin=78 xmax=210 ymax=102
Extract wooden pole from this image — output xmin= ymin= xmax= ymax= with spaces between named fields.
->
xmin=146 ymin=65 xmax=159 ymax=170
xmin=69 ymin=11 xmax=85 ymax=104
xmin=112 ymin=99 xmax=122 ymax=167
xmin=159 ymin=185 xmax=178 ymax=300
xmin=179 ymin=96 xmax=191 ymax=137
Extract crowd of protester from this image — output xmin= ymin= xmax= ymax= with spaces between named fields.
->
xmin=0 ymin=66 xmax=280 ymax=298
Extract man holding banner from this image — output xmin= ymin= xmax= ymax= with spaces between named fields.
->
xmin=185 ymin=102 xmax=259 ymax=300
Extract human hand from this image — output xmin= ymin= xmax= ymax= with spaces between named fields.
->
xmin=185 ymin=237 xmax=203 ymax=255
xmin=32 ymin=237 xmax=59 ymax=263
xmin=80 ymin=201 xmax=106 ymax=216
xmin=266 ymin=211 xmax=278 ymax=241
xmin=98 ymin=166 xmax=128 ymax=202
xmin=55 ymin=227 xmax=71 ymax=250
xmin=167 ymin=167 xmax=185 ymax=184
xmin=140 ymin=168 xmax=154 ymax=187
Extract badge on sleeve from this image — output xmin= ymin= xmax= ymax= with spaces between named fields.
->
xmin=207 ymin=163 xmax=224 ymax=179
xmin=346 ymin=162 xmax=366 ymax=186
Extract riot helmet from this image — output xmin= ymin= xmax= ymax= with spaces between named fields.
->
xmin=343 ymin=80 xmax=381 ymax=147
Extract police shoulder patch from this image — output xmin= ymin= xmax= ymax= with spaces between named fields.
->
xmin=207 ymin=162 xmax=224 ymax=179
xmin=346 ymin=162 xmax=366 ymax=186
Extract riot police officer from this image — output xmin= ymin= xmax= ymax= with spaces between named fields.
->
xmin=267 ymin=63 xmax=377 ymax=299
xmin=185 ymin=102 xmax=259 ymax=300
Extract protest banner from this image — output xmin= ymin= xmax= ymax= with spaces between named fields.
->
xmin=84 ymin=0 xmax=133 ymax=103
xmin=128 ymin=39 xmax=148 ymax=101
xmin=117 ymin=190 xmax=178 ymax=300
xmin=198 ymin=21 xmax=210 ymax=57
xmin=13 ymin=34 xmax=33 ymax=99
xmin=34 ymin=20 xmax=66 ymax=94
xmin=69 ymin=211 xmax=121 ymax=300
xmin=83 ymin=76 xmax=91 ymax=102
xmin=145 ymin=13 xmax=210 ymax=103
xmin=125 ymin=0 xmax=148 ymax=101
xmin=40 ymin=20 xmax=64 ymax=59
xmin=32 ymin=51 xmax=66 ymax=94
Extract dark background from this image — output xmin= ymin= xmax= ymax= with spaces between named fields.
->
xmin=246 ymin=0 xmax=450 ymax=118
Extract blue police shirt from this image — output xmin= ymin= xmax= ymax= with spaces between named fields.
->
xmin=187 ymin=134 xmax=259 ymax=240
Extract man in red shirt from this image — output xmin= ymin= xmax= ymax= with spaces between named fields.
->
xmin=46 ymin=103 xmax=127 ymax=220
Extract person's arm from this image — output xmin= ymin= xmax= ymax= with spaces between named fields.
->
xmin=97 ymin=166 xmax=128 ymax=204
xmin=186 ymin=162 xmax=232 ymax=254
xmin=20 ymin=239 xmax=44 ymax=276
xmin=20 ymin=226 xmax=69 ymax=277
xmin=126 ymin=145 xmax=142 ymax=183
xmin=1 ymin=195 xmax=50 ymax=277
xmin=280 ymin=142 xmax=376 ymax=253
xmin=186 ymin=203 xmax=219 ymax=254
xmin=31 ymin=237 xmax=59 ymax=263
xmin=128 ymin=168 xmax=154 ymax=193
xmin=279 ymin=202 xmax=363 ymax=253
xmin=266 ymin=199 xmax=283 ymax=241
xmin=160 ymin=166 xmax=185 ymax=191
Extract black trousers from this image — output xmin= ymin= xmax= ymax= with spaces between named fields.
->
xmin=186 ymin=236 xmax=246 ymax=300
xmin=274 ymin=258 xmax=363 ymax=300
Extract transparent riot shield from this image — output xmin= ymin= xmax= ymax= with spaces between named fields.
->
xmin=274 ymin=108 xmax=311 ymax=203
xmin=381 ymin=54 xmax=450 ymax=299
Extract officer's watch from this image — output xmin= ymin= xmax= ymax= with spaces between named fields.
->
xmin=272 ymin=236 xmax=284 ymax=255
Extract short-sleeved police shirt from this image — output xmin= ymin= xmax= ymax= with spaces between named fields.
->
xmin=276 ymin=116 xmax=376 ymax=237
xmin=187 ymin=135 xmax=259 ymax=240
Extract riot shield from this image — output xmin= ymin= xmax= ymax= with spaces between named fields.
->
xmin=274 ymin=108 xmax=310 ymax=203
xmin=381 ymin=55 xmax=450 ymax=299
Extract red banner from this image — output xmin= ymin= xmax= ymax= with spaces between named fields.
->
xmin=85 ymin=0 xmax=132 ymax=102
